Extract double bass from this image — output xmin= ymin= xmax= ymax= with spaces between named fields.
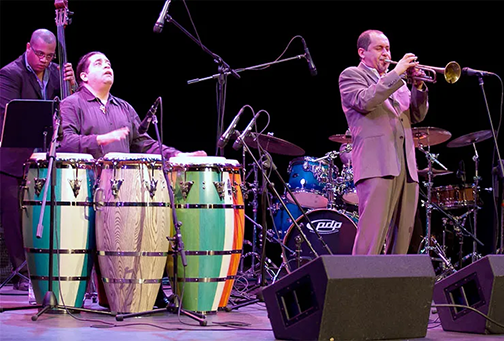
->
xmin=54 ymin=0 xmax=73 ymax=99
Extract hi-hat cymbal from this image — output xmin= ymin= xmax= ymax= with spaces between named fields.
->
xmin=412 ymin=127 xmax=452 ymax=148
xmin=446 ymin=130 xmax=492 ymax=148
xmin=329 ymin=134 xmax=353 ymax=144
xmin=417 ymin=167 xmax=453 ymax=178
xmin=243 ymin=132 xmax=305 ymax=156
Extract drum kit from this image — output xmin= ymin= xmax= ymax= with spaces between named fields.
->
xmin=239 ymin=126 xmax=494 ymax=279
xmin=412 ymin=127 xmax=492 ymax=279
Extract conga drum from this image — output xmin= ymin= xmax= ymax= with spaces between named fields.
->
xmin=218 ymin=159 xmax=245 ymax=309
xmin=21 ymin=152 xmax=96 ymax=308
xmin=94 ymin=153 xmax=171 ymax=313
xmin=166 ymin=156 xmax=244 ymax=313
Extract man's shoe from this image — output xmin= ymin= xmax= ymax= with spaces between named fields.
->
xmin=13 ymin=278 xmax=29 ymax=291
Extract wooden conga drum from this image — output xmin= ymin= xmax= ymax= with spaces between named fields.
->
xmin=94 ymin=153 xmax=170 ymax=313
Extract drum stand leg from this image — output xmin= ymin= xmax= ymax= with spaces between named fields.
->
xmin=0 ymin=260 xmax=29 ymax=290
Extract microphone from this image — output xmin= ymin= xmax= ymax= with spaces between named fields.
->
xmin=462 ymin=67 xmax=495 ymax=77
xmin=153 ymin=0 xmax=172 ymax=34
xmin=138 ymin=98 xmax=160 ymax=134
xmin=232 ymin=112 xmax=261 ymax=151
xmin=302 ymin=39 xmax=317 ymax=76
xmin=217 ymin=107 xmax=245 ymax=149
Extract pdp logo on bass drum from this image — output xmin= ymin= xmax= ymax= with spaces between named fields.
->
xmin=305 ymin=218 xmax=343 ymax=234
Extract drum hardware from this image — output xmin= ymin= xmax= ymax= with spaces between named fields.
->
xmin=447 ymin=130 xmax=493 ymax=263
xmin=237 ymin=162 xmax=261 ymax=277
xmin=312 ymin=150 xmax=340 ymax=209
xmin=416 ymin=136 xmax=455 ymax=271
xmin=227 ymin=133 xmax=324 ymax=311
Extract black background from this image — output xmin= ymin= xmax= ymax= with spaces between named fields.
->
xmin=2 ymin=1 xmax=503 ymax=262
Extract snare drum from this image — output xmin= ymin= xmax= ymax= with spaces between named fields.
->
xmin=431 ymin=184 xmax=475 ymax=210
xmin=167 ymin=156 xmax=245 ymax=313
xmin=286 ymin=156 xmax=335 ymax=208
xmin=21 ymin=153 xmax=95 ymax=308
xmin=94 ymin=153 xmax=171 ymax=313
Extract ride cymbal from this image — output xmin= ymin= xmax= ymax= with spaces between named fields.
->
xmin=446 ymin=130 xmax=492 ymax=148
xmin=328 ymin=134 xmax=353 ymax=144
xmin=243 ymin=132 xmax=305 ymax=156
xmin=412 ymin=127 xmax=452 ymax=148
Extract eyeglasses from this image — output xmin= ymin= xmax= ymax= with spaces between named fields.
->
xmin=30 ymin=46 xmax=56 ymax=61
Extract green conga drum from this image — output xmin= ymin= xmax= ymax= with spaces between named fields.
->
xmin=21 ymin=153 xmax=96 ymax=309
xmin=167 ymin=156 xmax=239 ymax=313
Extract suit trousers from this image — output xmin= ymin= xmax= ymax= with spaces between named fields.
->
xmin=0 ymin=172 xmax=28 ymax=279
xmin=352 ymin=148 xmax=419 ymax=255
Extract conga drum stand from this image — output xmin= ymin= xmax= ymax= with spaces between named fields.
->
xmin=114 ymin=100 xmax=207 ymax=326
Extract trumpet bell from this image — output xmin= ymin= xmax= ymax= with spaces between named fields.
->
xmin=444 ymin=61 xmax=461 ymax=84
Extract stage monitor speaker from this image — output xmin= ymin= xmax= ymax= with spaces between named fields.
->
xmin=262 ymin=255 xmax=435 ymax=341
xmin=433 ymin=255 xmax=504 ymax=334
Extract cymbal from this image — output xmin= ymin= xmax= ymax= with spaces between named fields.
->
xmin=243 ymin=132 xmax=305 ymax=156
xmin=412 ymin=126 xmax=452 ymax=148
xmin=446 ymin=130 xmax=492 ymax=148
xmin=417 ymin=167 xmax=453 ymax=178
xmin=328 ymin=134 xmax=353 ymax=144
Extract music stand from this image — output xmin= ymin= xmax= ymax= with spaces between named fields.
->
xmin=0 ymin=99 xmax=53 ymax=311
xmin=0 ymin=99 xmax=54 ymax=149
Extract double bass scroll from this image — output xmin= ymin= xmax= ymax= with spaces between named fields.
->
xmin=54 ymin=0 xmax=73 ymax=99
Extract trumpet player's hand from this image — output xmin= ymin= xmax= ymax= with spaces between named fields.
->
xmin=410 ymin=68 xmax=427 ymax=90
xmin=393 ymin=53 xmax=419 ymax=78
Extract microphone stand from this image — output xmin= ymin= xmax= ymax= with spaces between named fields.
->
xmin=161 ymin=14 xmax=239 ymax=157
xmin=474 ymin=75 xmax=504 ymax=255
xmin=114 ymin=101 xmax=206 ymax=326
xmin=162 ymin=13 xmax=307 ymax=157
xmin=29 ymin=100 xmax=114 ymax=319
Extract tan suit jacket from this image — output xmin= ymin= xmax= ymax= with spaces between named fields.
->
xmin=338 ymin=63 xmax=428 ymax=184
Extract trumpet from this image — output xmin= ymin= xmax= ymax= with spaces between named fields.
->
xmin=385 ymin=59 xmax=461 ymax=84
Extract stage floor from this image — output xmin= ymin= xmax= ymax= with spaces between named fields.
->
xmin=0 ymin=283 xmax=502 ymax=341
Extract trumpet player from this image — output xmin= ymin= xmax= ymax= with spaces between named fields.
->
xmin=338 ymin=29 xmax=429 ymax=255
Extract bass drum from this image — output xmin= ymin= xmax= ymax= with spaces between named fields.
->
xmin=282 ymin=209 xmax=357 ymax=272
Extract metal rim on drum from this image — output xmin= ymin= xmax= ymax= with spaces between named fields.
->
xmin=281 ymin=209 xmax=357 ymax=272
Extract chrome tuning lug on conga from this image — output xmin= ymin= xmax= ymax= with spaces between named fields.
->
xmin=179 ymin=180 xmax=194 ymax=200
xmin=68 ymin=164 xmax=82 ymax=198
xmin=213 ymin=181 xmax=226 ymax=200
xmin=33 ymin=161 xmax=46 ymax=197
xmin=144 ymin=161 xmax=158 ymax=198
xmin=109 ymin=160 xmax=125 ymax=198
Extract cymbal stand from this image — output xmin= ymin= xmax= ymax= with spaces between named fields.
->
xmin=468 ymin=141 xmax=483 ymax=263
xmin=416 ymin=144 xmax=453 ymax=262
